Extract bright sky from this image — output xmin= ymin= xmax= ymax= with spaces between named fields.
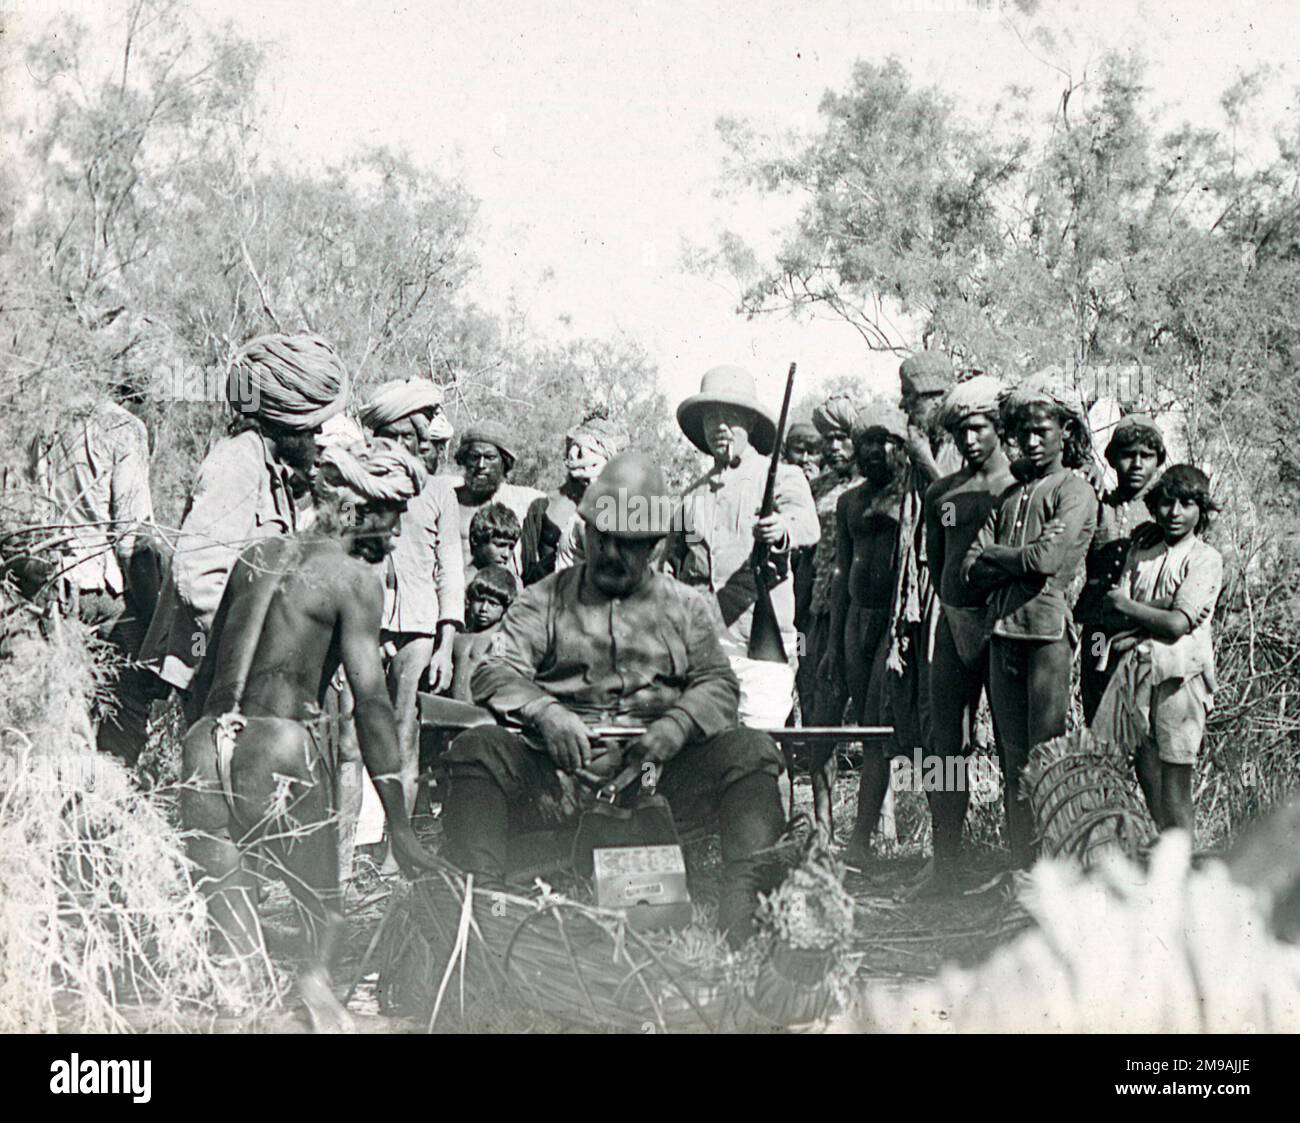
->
xmin=7 ymin=0 xmax=1299 ymax=408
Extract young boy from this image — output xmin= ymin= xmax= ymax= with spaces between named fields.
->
xmin=451 ymin=564 xmax=518 ymax=702
xmin=466 ymin=501 xmax=522 ymax=584
xmin=961 ymin=371 xmax=1098 ymax=868
xmin=820 ymin=404 xmax=910 ymax=859
xmin=1092 ymin=465 xmax=1222 ymax=842
xmin=920 ymin=374 xmax=1016 ymax=892
xmin=1075 ymin=415 xmax=1166 ymax=723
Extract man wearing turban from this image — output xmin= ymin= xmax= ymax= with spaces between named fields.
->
xmin=357 ymin=377 xmax=464 ymax=823
xmin=883 ymin=352 xmax=965 ymax=766
xmin=961 ymin=367 xmax=1098 ymax=868
xmin=181 ymin=440 xmax=433 ymax=1034
xmin=452 ymin=419 xmax=543 ymax=577
xmin=822 ymin=402 xmax=911 ymax=854
xmin=918 ymin=374 xmax=1015 ymax=893
xmin=796 ymin=393 xmax=861 ymax=745
xmin=141 ymin=332 xmax=350 ymax=701
xmin=520 ymin=412 xmax=629 ymax=585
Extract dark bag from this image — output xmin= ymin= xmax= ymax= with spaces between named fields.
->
xmin=571 ymin=782 xmax=680 ymax=877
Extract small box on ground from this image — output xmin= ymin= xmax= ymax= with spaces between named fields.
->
xmin=593 ymin=844 xmax=693 ymax=931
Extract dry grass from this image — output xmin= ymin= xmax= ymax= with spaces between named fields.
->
xmin=0 ymin=613 xmax=281 ymax=1032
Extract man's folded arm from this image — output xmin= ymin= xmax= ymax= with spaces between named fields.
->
xmin=994 ymin=477 xmax=1097 ymax=578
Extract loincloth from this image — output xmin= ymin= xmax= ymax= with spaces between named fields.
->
xmin=193 ymin=709 xmax=340 ymax=828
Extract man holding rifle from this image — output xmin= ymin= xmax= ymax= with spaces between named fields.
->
xmin=664 ymin=365 xmax=819 ymax=726
xmin=441 ymin=451 xmax=787 ymax=946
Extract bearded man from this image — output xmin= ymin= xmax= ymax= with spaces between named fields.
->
xmin=442 ymin=452 xmax=786 ymax=947
xmin=520 ymin=412 xmax=629 ymax=584
xmin=141 ymin=332 xmax=349 ymax=705
xmin=452 ymin=419 xmax=543 ymax=577
xmin=181 ymin=441 xmax=434 ymax=1033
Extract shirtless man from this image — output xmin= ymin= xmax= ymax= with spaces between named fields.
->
xmin=181 ymin=442 xmax=435 ymax=1032
xmin=820 ymin=404 xmax=910 ymax=853
xmin=919 ymin=375 xmax=1015 ymax=893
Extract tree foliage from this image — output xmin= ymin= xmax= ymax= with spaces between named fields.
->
xmin=1 ymin=0 xmax=684 ymax=527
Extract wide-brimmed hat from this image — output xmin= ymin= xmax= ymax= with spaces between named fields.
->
xmin=676 ymin=365 xmax=777 ymax=456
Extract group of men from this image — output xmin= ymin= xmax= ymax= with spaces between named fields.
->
xmin=781 ymin=360 xmax=1220 ymax=896
xmin=10 ymin=328 xmax=1221 ymax=1029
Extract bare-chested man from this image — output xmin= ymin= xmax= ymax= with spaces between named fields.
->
xmin=919 ymin=375 xmax=1015 ymax=893
xmin=181 ymin=441 xmax=435 ymax=1032
xmin=820 ymin=404 xmax=910 ymax=855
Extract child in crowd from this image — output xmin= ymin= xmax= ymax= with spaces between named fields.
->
xmin=1075 ymin=415 xmax=1167 ymax=722
xmin=1093 ymin=465 xmax=1222 ymax=842
xmin=466 ymin=502 xmax=521 ymax=584
xmin=451 ymin=565 xmax=518 ymax=701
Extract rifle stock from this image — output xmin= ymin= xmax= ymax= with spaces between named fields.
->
xmin=747 ymin=362 xmax=797 ymax=663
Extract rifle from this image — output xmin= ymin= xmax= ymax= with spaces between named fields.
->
xmin=747 ymin=362 xmax=797 ymax=663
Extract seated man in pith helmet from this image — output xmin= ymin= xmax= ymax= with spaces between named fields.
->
xmin=441 ymin=451 xmax=787 ymax=948
xmin=663 ymin=365 xmax=819 ymax=729
xmin=181 ymin=441 xmax=436 ymax=1033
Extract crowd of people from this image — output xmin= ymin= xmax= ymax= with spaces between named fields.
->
xmin=7 ymin=329 xmax=1224 ymax=1030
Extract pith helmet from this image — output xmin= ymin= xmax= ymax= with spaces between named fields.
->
xmin=577 ymin=451 xmax=675 ymax=540
xmin=676 ymin=365 xmax=777 ymax=456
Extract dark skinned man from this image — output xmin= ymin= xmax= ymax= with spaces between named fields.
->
xmin=961 ymin=370 xmax=1098 ymax=869
xmin=919 ymin=375 xmax=1016 ymax=894
xmin=142 ymin=333 xmax=349 ymax=708
xmin=181 ymin=441 xmax=435 ymax=1033
xmin=442 ymin=451 xmax=786 ymax=947
xmin=452 ymin=420 xmax=543 ymax=578
xmin=822 ymin=405 xmax=910 ymax=859
xmin=358 ymin=378 xmax=464 ymax=819
xmin=1074 ymin=414 xmax=1167 ymax=723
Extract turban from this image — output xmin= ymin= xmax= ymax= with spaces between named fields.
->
xmin=318 ymin=439 xmax=425 ymax=505
xmin=934 ymin=374 xmax=1005 ymax=433
xmin=456 ymin=419 xmax=518 ymax=472
xmin=227 ymin=332 xmax=349 ymax=431
xmin=899 ymin=352 xmax=954 ymax=397
xmin=1000 ymin=366 xmax=1087 ymax=426
xmin=852 ymin=401 xmax=909 ymax=441
xmin=317 ymin=413 xmax=366 ymax=453
xmin=358 ymin=378 xmax=453 ymax=441
xmin=565 ymin=415 xmax=629 ymax=462
xmin=811 ymin=393 xmax=859 ymax=438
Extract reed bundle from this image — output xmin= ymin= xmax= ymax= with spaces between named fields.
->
xmin=1022 ymin=727 xmax=1156 ymax=865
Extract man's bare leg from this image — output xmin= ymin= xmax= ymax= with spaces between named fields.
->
xmin=914 ymin=618 xmax=979 ymax=897
xmin=231 ymin=717 xmax=355 ymax=1033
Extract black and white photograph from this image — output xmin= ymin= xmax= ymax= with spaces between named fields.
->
xmin=0 ymin=0 xmax=1297 ymax=1068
